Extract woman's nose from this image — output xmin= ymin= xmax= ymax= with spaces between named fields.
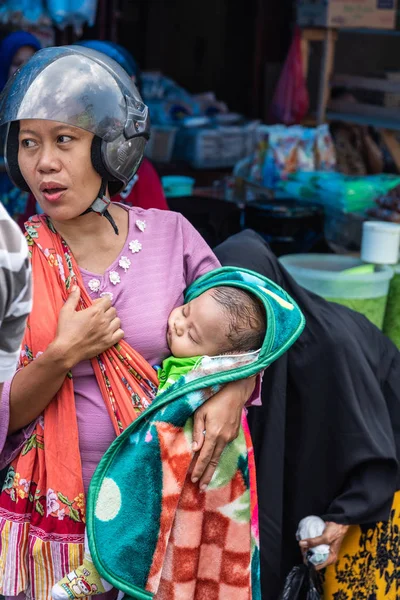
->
xmin=37 ymin=145 xmax=61 ymax=173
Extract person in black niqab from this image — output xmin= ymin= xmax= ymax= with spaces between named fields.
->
xmin=214 ymin=229 xmax=400 ymax=600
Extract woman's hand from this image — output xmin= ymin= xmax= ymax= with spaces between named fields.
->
xmin=299 ymin=522 xmax=349 ymax=570
xmin=8 ymin=287 xmax=124 ymax=433
xmin=51 ymin=286 xmax=124 ymax=369
xmin=190 ymin=376 xmax=256 ymax=489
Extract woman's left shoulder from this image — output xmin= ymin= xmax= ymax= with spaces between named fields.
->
xmin=126 ymin=205 xmax=181 ymax=223
xmin=124 ymin=205 xmax=189 ymax=236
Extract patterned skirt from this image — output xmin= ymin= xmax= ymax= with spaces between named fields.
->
xmin=323 ymin=491 xmax=400 ymax=599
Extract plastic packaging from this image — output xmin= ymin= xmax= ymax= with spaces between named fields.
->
xmin=270 ymin=27 xmax=310 ymax=125
xmin=278 ymin=172 xmax=400 ymax=213
xmin=296 ymin=516 xmax=330 ymax=566
xmin=278 ymin=565 xmax=321 ymax=600
xmin=262 ymin=125 xmax=296 ymax=188
xmin=248 ymin=126 xmax=336 ymax=190
xmin=296 ymin=127 xmax=316 ymax=172
xmin=0 ymin=0 xmax=46 ymax=24
xmin=46 ymin=0 xmax=67 ymax=26
xmin=314 ymin=124 xmax=336 ymax=171
xmin=279 ymin=254 xmax=394 ymax=329
xmin=275 ymin=128 xmax=302 ymax=180
xmin=47 ymin=0 xmax=97 ymax=31
xmin=249 ymin=126 xmax=269 ymax=183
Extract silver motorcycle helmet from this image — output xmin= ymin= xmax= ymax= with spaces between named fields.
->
xmin=0 ymin=45 xmax=150 ymax=233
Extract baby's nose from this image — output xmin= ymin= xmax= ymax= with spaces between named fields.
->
xmin=175 ymin=321 xmax=184 ymax=336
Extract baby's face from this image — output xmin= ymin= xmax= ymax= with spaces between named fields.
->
xmin=167 ymin=290 xmax=230 ymax=358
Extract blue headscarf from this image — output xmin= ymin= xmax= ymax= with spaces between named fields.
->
xmin=0 ymin=31 xmax=41 ymax=92
xmin=0 ymin=31 xmax=41 ymax=220
xmin=75 ymin=40 xmax=142 ymax=92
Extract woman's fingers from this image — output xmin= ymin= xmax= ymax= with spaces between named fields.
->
xmin=63 ymin=286 xmax=80 ymax=312
xmin=299 ymin=522 xmax=348 ymax=550
xmin=111 ymin=328 xmax=124 ymax=345
xmin=299 ymin=534 xmax=328 ymax=549
xmin=191 ymin=431 xmax=217 ymax=484
xmin=93 ymin=295 xmax=112 ymax=310
xmin=190 ymin=382 xmax=246 ymax=488
xmin=109 ymin=317 xmax=121 ymax=332
xmin=105 ymin=306 xmax=117 ymax=320
xmin=198 ymin=441 xmax=226 ymax=489
xmin=56 ymin=287 xmax=125 ymax=364
xmin=192 ymin=410 xmax=206 ymax=453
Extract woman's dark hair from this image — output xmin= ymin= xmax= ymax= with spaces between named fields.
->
xmin=210 ymin=286 xmax=266 ymax=352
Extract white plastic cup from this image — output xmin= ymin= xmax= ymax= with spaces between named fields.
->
xmin=361 ymin=221 xmax=400 ymax=265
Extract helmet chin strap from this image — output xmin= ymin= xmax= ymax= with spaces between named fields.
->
xmin=80 ymin=179 xmax=119 ymax=235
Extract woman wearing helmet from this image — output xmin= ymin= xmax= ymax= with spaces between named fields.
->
xmin=16 ymin=39 xmax=168 ymax=225
xmin=0 ymin=46 xmax=257 ymax=600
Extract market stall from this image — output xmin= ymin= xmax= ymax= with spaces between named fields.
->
xmin=149 ymin=57 xmax=400 ymax=350
xmin=0 ymin=1 xmax=98 ymax=35
xmin=1 ymin=0 xmax=400 ymax=350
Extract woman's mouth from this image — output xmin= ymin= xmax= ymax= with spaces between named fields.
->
xmin=40 ymin=186 xmax=67 ymax=202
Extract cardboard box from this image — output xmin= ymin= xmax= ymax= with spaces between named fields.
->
xmin=297 ymin=0 xmax=398 ymax=29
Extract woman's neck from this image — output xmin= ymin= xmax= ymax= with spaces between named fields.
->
xmin=51 ymin=203 xmax=130 ymax=274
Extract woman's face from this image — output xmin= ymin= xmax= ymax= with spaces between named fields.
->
xmin=9 ymin=46 xmax=36 ymax=78
xmin=18 ymin=119 xmax=103 ymax=222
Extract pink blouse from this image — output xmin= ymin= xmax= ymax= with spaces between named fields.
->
xmin=73 ymin=206 xmax=220 ymax=492
xmin=0 ymin=207 xmax=219 ymax=492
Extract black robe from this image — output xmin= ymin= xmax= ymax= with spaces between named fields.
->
xmin=214 ymin=229 xmax=400 ymax=600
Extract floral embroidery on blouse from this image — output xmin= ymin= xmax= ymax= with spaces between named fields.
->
xmin=119 ymin=256 xmax=131 ymax=273
xmin=109 ymin=271 xmax=121 ymax=286
xmin=135 ymin=219 xmax=146 ymax=232
xmin=129 ymin=240 xmax=142 ymax=254
xmin=87 ymin=219 xmax=146 ymax=294
xmin=89 ymin=278 xmax=101 ymax=293
xmin=100 ymin=292 xmax=114 ymax=301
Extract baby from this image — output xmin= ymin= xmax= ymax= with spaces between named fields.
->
xmin=52 ymin=285 xmax=266 ymax=600
xmin=158 ymin=285 xmax=266 ymax=392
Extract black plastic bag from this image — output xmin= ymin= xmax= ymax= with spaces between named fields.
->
xmin=278 ymin=564 xmax=322 ymax=600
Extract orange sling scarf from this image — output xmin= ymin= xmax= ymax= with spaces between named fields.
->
xmin=0 ymin=215 xmax=158 ymax=599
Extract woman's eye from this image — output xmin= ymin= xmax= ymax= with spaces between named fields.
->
xmin=58 ymin=135 xmax=72 ymax=144
xmin=21 ymin=139 xmax=36 ymax=148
